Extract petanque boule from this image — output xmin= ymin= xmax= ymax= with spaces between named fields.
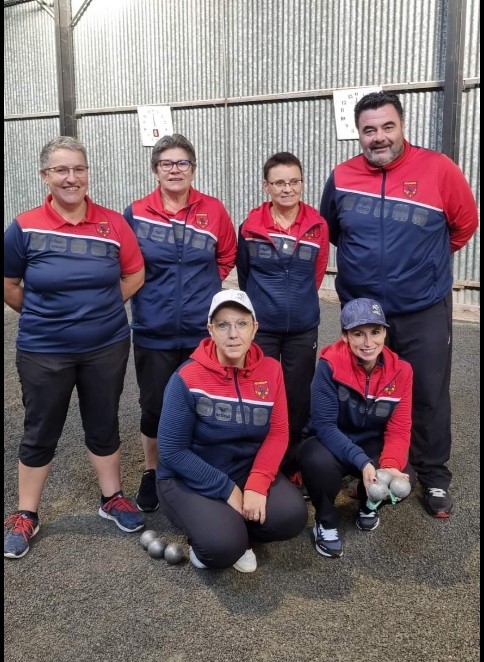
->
xmin=389 ymin=477 xmax=411 ymax=499
xmin=140 ymin=529 xmax=158 ymax=550
xmin=375 ymin=469 xmax=393 ymax=486
xmin=147 ymin=538 xmax=167 ymax=559
xmin=367 ymin=481 xmax=389 ymax=502
xmin=164 ymin=543 xmax=184 ymax=565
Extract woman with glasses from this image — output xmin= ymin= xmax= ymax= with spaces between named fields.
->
xmin=4 ymin=136 xmax=146 ymax=559
xmin=123 ymin=134 xmax=237 ymax=514
xmin=156 ymin=289 xmax=307 ymax=572
xmin=236 ymin=152 xmax=329 ymax=484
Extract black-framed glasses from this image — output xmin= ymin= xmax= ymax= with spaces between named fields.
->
xmin=267 ymin=179 xmax=303 ymax=190
xmin=158 ymin=159 xmax=192 ymax=172
xmin=44 ymin=166 xmax=89 ymax=177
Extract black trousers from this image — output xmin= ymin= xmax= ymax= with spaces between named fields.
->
xmin=255 ymin=327 xmax=318 ymax=475
xmin=298 ymin=435 xmax=416 ymax=528
xmin=157 ymin=473 xmax=308 ymax=569
xmin=16 ymin=339 xmax=130 ymax=467
xmin=386 ymin=294 xmax=453 ymax=489
xmin=133 ymin=346 xmax=195 ymax=438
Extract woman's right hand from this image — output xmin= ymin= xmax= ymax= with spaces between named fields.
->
xmin=226 ymin=485 xmax=244 ymax=514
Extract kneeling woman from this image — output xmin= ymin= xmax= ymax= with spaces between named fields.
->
xmin=156 ymin=289 xmax=308 ymax=572
xmin=298 ymin=298 xmax=415 ymax=559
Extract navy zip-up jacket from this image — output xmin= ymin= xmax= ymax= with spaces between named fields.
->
xmin=156 ymin=338 xmax=288 ymax=500
xmin=236 ymin=201 xmax=329 ymax=333
xmin=124 ymin=187 xmax=237 ymax=349
xmin=308 ymin=339 xmax=413 ymax=471
xmin=320 ymin=141 xmax=478 ymax=315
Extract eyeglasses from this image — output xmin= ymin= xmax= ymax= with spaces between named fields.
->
xmin=211 ymin=320 xmax=253 ymax=334
xmin=267 ymin=179 xmax=303 ymax=190
xmin=44 ymin=166 xmax=89 ymax=177
xmin=158 ymin=159 xmax=192 ymax=172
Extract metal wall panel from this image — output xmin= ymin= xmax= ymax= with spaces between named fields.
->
xmin=4 ymin=118 xmax=61 ymax=229
xmin=73 ymin=0 xmax=226 ymax=109
xmin=4 ymin=0 xmax=480 ymax=307
xmin=225 ymin=0 xmax=445 ymax=96
xmin=464 ymin=0 xmax=480 ymax=78
xmin=4 ymin=2 xmax=57 ymax=115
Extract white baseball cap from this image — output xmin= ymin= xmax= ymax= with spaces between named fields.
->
xmin=207 ymin=289 xmax=257 ymax=322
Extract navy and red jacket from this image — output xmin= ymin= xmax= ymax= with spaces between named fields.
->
xmin=308 ymin=340 xmax=413 ymax=471
xmin=320 ymin=141 xmax=478 ymax=315
xmin=156 ymin=338 xmax=289 ymax=500
xmin=236 ymin=201 xmax=329 ymax=333
xmin=4 ymin=195 xmax=144 ymax=353
xmin=124 ymin=187 xmax=237 ymax=349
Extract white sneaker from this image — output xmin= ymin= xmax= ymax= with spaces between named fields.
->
xmin=233 ymin=548 xmax=257 ymax=573
xmin=188 ymin=545 xmax=208 ymax=569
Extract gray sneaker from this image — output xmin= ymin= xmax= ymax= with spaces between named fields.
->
xmin=313 ymin=521 xmax=343 ymax=558
xmin=4 ymin=512 xmax=40 ymax=559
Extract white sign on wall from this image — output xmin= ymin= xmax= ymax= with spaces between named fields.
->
xmin=333 ymin=86 xmax=383 ymax=140
xmin=137 ymin=105 xmax=174 ymax=146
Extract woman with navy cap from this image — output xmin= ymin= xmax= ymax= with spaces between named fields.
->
xmin=298 ymin=298 xmax=415 ymax=558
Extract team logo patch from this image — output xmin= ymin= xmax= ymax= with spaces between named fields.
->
xmin=254 ymin=380 xmax=269 ymax=399
xmin=195 ymin=213 xmax=209 ymax=228
xmin=96 ymin=221 xmax=111 ymax=237
xmin=303 ymin=227 xmax=321 ymax=240
xmin=384 ymin=381 xmax=396 ymax=395
xmin=403 ymin=181 xmax=418 ymax=198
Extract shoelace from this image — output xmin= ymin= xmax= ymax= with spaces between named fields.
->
xmin=4 ymin=514 xmax=37 ymax=541
xmin=428 ymin=488 xmax=447 ymax=498
xmin=317 ymin=525 xmax=339 ymax=542
xmin=103 ymin=495 xmax=138 ymax=513
xmin=359 ymin=510 xmax=377 ymax=519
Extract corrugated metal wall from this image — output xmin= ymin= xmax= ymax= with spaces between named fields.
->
xmin=4 ymin=0 xmax=480 ymax=306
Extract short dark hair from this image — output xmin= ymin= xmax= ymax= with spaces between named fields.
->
xmin=263 ymin=152 xmax=303 ymax=181
xmin=354 ymin=91 xmax=404 ymax=128
xmin=151 ymin=133 xmax=197 ymax=172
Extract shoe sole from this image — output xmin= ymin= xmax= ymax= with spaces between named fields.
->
xmin=314 ymin=542 xmax=343 ymax=558
xmin=233 ymin=562 xmax=257 ymax=573
xmin=356 ymin=517 xmax=380 ymax=532
xmin=425 ymin=506 xmax=452 ymax=518
xmin=4 ymin=524 xmax=40 ymax=559
xmin=98 ymin=508 xmax=145 ymax=533
xmin=134 ymin=496 xmax=160 ymax=513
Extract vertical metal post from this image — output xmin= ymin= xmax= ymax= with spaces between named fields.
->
xmin=54 ymin=0 xmax=76 ymax=137
xmin=441 ymin=0 xmax=467 ymax=162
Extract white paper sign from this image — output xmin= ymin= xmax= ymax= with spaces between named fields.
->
xmin=333 ymin=86 xmax=383 ymax=140
xmin=137 ymin=105 xmax=174 ymax=146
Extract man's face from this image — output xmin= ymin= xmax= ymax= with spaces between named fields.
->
xmin=357 ymin=104 xmax=405 ymax=167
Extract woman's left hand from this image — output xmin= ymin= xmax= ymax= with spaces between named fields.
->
xmin=242 ymin=490 xmax=267 ymax=525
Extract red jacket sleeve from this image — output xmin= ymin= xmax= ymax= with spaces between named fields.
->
xmin=315 ymin=215 xmax=330 ymax=289
xmin=379 ymin=361 xmax=413 ymax=471
xmin=215 ymin=204 xmax=237 ymax=281
xmin=244 ymin=361 xmax=289 ymax=495
xmin=438 ymin=155 xmax=479 ymax=254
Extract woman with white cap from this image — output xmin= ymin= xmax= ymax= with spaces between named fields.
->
xmin=156 ymin=289 xmax=307 ymax=572
xmin=298 ymin=298 xmax=415 ymax=559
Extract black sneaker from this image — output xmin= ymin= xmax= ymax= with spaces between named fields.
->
xmin=356 ymin=508 xmax=380 ymax=531
xmin=424 ymin=488 xmax=453 ymax=518
xmin=313 ymin=521 xmax=343 ymax=558
xmin=135 ymin=469 xmax=159 ymax=512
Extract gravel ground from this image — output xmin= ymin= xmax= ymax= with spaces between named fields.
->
xmin=3 ymin=301 xmax=480 ymax=662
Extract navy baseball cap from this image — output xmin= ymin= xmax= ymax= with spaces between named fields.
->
xmin=340 ymin=298 xmax=389 ymax=330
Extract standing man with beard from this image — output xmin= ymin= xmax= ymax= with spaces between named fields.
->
xmin=320 ymin=91 xmax=478 ymax=519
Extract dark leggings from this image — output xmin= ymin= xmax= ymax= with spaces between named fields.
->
xmin=157 ymin=473 xmax=308 ymax=568
xmin=298 ymin=435 xmax=416 ymax=528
